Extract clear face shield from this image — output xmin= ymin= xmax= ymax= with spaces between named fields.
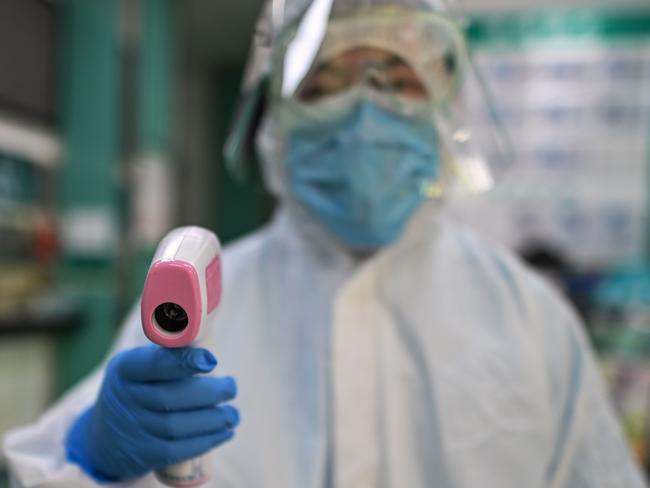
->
xmin=224 ymin=0 xmax=512 ymax=201
xmin=263 ymin=0 xmax=512 ymax=198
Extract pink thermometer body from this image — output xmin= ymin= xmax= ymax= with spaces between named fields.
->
xmin=141 ymin=226 xmax=222 ymax=487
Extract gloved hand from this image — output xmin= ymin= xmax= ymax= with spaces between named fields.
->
xmin=65 ymin=345 xmax=239 ymax=483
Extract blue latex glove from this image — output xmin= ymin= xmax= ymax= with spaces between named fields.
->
xmin=65 ymin=346 xmax=239 ymax=483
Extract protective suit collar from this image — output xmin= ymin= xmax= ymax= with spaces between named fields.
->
xmin=270 ymin=197 xmax=442 ymax=277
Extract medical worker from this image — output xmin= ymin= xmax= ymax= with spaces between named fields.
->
xmin=3 ymin=0 xmax=646 ymax=486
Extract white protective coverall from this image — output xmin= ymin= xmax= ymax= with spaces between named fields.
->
xmin=3 ymin=202 xmax=647 ymax=488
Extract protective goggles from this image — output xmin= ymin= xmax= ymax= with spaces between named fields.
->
xmin=272 ymin=6 xmax=465 ymax=110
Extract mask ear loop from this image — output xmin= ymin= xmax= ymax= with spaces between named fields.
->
xmin=418 ymin=129 xmax=447 ymax=201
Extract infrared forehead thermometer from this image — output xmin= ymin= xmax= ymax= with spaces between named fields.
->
xmin=141 ymin=226 xmax=222 ymax=487
xmin=141 ymin=226 xmax=222 ymax=348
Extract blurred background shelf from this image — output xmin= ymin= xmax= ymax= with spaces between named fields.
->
xmin=0 ymin=298 xmax=81 ymax=335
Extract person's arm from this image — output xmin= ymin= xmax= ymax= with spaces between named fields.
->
xmin=4 ymin=302 xmax=239 ymax=488
xmin=533 ymin=279 xmax=647 ymax=487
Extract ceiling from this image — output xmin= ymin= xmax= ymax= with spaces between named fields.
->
xmin=178 ymin=0 xmax=265 ymax=65
xmin=460 ymin=0 xmax=648 ymax=13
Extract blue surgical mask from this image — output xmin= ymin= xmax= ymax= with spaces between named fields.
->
xmin=286 ymin=100 xmax=439 ymax=249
